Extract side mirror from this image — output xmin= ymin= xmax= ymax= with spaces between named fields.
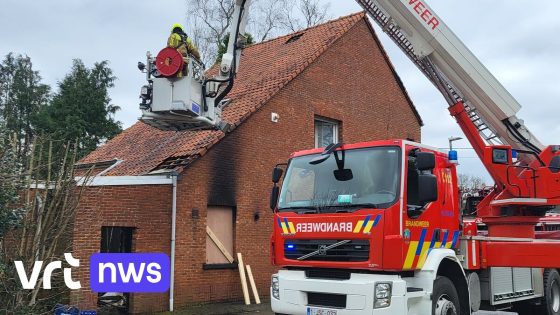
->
xmin=416 ymin=152 xmax=436 ymax=171
xmin=270 ymin=186 xmax=280 ymax=210
xmin=418 ymin=174 xmax=438 ymax=203
xmin=272 ymin=167 xmax=284 ymax=183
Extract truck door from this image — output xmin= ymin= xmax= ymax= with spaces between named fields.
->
xmin=402 ymin=145 xmax=459 ymax=270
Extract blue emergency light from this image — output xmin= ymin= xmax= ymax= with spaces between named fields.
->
xmin=448 ymin=150 xmax=458 ymax=164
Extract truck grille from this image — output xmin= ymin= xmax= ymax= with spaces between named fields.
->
xmin=284 ymin=239 xmax=369 ymax=262
xmin=305 ymin=269 xmax=351 ymax=280
xmin=308 ymin=292 xmax=347 ymax=308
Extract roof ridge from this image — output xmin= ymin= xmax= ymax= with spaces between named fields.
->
xmin=245 ymin=11 xmax=366 ymax=49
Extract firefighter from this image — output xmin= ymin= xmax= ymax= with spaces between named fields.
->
xmin=168 ymin=23 xmax=201 ymax=60
xmin=167 ymin=23 xmax=201 ymax=76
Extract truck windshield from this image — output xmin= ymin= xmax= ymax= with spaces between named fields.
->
xmin=278 ymin=147 xmax=401 ymax=212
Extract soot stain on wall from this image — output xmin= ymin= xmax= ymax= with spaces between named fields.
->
xmin=207 ymin=138 xmax=237 ymax=206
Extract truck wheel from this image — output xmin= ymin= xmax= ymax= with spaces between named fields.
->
xmin=432 ymin=276 xmax=460 ymax=315
xmin=541 ymin=269 xmax=560 ymax=315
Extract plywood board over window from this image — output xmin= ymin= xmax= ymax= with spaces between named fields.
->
xmin=206 ymin=206 xmax=235 ymax=265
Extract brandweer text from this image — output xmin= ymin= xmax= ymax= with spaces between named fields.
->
xmin=406 ymin=0 xmax=440 ymax=30
xmin=296 ymin=222 xmax=353 ymax=233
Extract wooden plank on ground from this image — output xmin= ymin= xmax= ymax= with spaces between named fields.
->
xmin=237 ymin=253 xmax=251 ymax=305
xmin=246 ymin=265 xmax=261 ymax=304
xmin=206 ymin=226 xmax=234 ymax=263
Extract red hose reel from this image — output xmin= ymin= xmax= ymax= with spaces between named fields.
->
xmin=155 ymin=47 xmax=184 ymax=77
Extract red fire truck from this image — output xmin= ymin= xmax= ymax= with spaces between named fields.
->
xmin=266 ymin=1 xmax=560 ymax=315
xmin=137 ymin=0 xmax=560 ymax=314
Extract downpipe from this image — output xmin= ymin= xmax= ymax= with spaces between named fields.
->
xmin=169 ymin=171 xmax=178 ymax=311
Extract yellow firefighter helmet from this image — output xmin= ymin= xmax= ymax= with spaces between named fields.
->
xmin=171 ymin=23 xmax=185 ymax=33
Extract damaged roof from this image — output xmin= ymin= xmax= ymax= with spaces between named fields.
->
xmin=78 ymin=12 xmax=421 ymax=176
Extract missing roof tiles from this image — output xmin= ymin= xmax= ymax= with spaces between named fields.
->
xmin=286 ymin=33 xmax=304 ymax=44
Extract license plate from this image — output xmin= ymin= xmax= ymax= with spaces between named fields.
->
xmin=307 ymin=307 xmax=338 ymax=315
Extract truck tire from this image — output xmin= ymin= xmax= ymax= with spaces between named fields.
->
xmin=432 ymin=276 xmax=460 ymax=315
xmin=541 ymin=269 xmax=560 ymax=315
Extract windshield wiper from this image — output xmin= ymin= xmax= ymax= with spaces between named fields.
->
xmin=327 ymin=203 xmax=381 ymax=209
xmin=312 ymin=203 xmax=383 ymax=213
xmin=277 ymin=206 xmax=319 ymax=213
xmin=346 ymin=203 xmax=382 ymax=208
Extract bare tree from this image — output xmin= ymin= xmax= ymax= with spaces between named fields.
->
xmin=280 ymin=0 xmax=330 ymax=32
xmin=185 ymin=0 xmax=330 ymax=64
xmin=279 ymin=0 xmax=303 ymax=33
xmin=458 ymin=173 xmax=486 ymax=195
xmin=298 ymin=0 xmax=330 ymax=28
xmin=0 ymin=137 xmax=93 ymax=313
xmin=186 ymin=0 xmax=237 ymax=65
xmin=250 ymin=0 xmax=286 ymax=42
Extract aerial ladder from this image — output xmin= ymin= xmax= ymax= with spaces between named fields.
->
xmin=355 ymin=0 xmax=559 ymax=237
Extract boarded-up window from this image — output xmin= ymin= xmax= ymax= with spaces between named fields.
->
xmin=206 ymin=206 xmax=235 ymax=264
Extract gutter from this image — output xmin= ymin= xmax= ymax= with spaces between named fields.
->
xmin=169 ymin=171 xmax=179 ymax=311
xmin=97 ymin=159 xmax=124 ymax=176
xmin=75 ymin=175 xmax=172 ymax=186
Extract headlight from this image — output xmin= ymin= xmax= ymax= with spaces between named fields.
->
xmin=374 ymin=282 xmax=392 ymax=308
xmin=272 ymin=275 xmax=280 ymax=300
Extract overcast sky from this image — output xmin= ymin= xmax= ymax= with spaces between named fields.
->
xmin=1 ymin=0 xmax=559 ymax=184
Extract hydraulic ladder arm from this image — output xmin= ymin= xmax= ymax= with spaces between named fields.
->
xmin=356 ymin=0 xmax=560 ymax=236
xmin=356 ymin=0 xmax=543 ymax=153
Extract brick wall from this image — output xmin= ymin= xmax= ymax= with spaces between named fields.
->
xmin=71 ymin=184 xmax=172 ymax=313
xmin=72 ymin=18 xmax=421 ymax=313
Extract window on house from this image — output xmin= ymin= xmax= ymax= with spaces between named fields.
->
xmin=100 ymin=226 xmax=134 ymax=253
xmin=315 ymin=118 xmax=339 ymax=148
xmin=206 ymin=206 xmax=235 ymax=265
xmin=99 ymin=227 xmax=133 ymax=312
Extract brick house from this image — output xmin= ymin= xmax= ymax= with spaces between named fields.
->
xmin=71 ymin=12 xmax=422 ymax=313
